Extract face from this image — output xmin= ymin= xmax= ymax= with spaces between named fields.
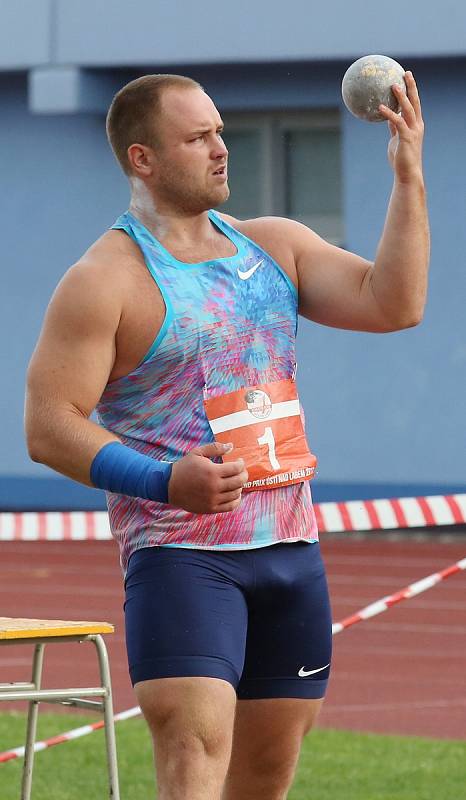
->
xmin=148 ymin=87 xmax=229 ymax=213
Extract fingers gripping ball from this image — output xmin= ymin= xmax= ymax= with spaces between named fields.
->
xmin=341 ymin=54 xmax=406 ymax=122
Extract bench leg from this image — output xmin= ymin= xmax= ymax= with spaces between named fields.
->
xmin=21 ymin=643 xmax=45 ymax=800
xmin=92 ymin=635 xmax=120 ymax=800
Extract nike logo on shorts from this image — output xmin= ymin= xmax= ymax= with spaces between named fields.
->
xmin=237 ymin=259 xmax=264 ymax=280
xmin=298 ymin=663 xmax=330 ymax=677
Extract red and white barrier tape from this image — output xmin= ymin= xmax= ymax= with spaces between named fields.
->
xmin=1 ymin=494 xmax=465 ymax=541
xmin=1 ymin=554 xmax=465 ymax=764
xmin=331 ymin=555 xmax=466 ymax=634
xmin=315 ymin=494 xmax=466 ymax=534
xmin=0 ymin=706 xmax=141 ymax=764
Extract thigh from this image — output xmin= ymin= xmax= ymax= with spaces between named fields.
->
xmin=137 ymin=676 xmax=237 ymax=800
xmin=223 ymin=696 xmax=323 ymax=799
xmin=135 ymin=674 xmax=237 ymax=742
xmin=124 ymin=546 xmax=249 ymax=688
xmin=237 ymin=542 xmax=332 ymax=699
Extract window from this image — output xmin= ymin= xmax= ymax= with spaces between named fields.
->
xmin=219 ymin=129 xmax=263 ymax=220
xmin=219 ymin=111 xmax=343 ymax=244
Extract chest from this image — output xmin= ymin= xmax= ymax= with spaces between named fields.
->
xmin=110 ymin=236 xmax=297 ymax=383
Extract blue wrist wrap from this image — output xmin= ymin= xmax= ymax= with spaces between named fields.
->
xmin=90 ymin=442 xmax=173 ymax=504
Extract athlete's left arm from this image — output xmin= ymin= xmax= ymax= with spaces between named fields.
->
xmin=293 ymin=70 xmax=430 ymax=333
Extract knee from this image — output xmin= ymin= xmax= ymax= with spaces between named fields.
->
xmin=136 ymin=679 xmax=235 ymax=761
xmin=151 ymin=725 xmax=232 ymax=797
xmin=165 ymin=724 xmax=230 ymax=760
xmin=146 ymin=709 xmax=230 ymax=763
xmin=248 ymin=742 xmax=301 ymax=796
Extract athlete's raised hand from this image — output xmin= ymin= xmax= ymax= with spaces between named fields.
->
xmin=168 ymin=442 xmax=248 ymax=513
xmin=379 ymin=71 xmax=424 ymax=183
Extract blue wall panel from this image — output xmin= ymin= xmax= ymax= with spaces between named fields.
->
xmin=54 ymin=0 xmax=466 ymax=67
xmin=308 ymin=59 xmax=466 ymax=487
xmin=0 ymin=0 xmax=51 ymax=69
xmin=3 ymin=0 xmax=466 ymax=73
xmin=0 ymin=74 xmax=127 ymax=486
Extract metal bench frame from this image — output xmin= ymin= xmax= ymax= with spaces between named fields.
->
xmin=0 ymin=618 xmax=119 ymax=799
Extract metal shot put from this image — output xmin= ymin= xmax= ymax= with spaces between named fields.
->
xmin=342 ymin=54 xmax=407 ymax=122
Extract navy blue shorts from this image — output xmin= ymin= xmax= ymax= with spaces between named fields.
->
xmin=124 ymin=541 xmax=332 ymax=699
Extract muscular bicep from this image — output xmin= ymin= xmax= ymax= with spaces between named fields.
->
xmin=293 ymin=224 xmax=396 ymax=333
xmin=26 ymin=264 xmax=120 ymax=422
xmin=233 ymin=216 xmax=390 ymax=333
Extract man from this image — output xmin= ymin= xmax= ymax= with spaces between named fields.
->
xmin=25 ymin=73 xmax=428 ymax=799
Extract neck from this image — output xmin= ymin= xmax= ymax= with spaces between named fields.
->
xmin=129 ymin=186 xmax=214 ymax=247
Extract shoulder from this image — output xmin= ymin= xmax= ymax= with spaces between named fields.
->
xmin=216 ymin=212 xmax=327 ymax=279
xmin=57 ymin=229 xmax=143 ymax=297
xmin=77 ymin=228 xmax=145 ymax=279
xmin=46 ymin=229 xmax=146 ymax=333
xmin=216 ymin=212 xmax=324 ymax=253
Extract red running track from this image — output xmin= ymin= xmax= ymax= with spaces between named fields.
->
xmin=1 ymin=535 xmax=465 ymax=740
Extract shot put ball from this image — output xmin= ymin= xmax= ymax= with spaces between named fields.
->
xmin=341 ymin=54 xmax=406 ymax=122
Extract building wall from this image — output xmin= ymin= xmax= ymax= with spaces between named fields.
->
xmin=3 ymin=0 xmax=466 ymax=70
xmin=1 ymin=8 xmax=465 ymax=508
xmin=300 ymin=57 xmax=466 ymax=494
xmin=0 ymin=73 xmax=127 ymax=508
xmin=337 ymin=59 xmax=466 ymax=490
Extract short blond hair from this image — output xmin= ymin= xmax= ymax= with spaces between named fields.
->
xmin=106 ymin=74 xmax=203 ymax=174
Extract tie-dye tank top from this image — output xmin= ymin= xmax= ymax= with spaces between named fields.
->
xmin=96 ymin=210 xmax=318 ymax=574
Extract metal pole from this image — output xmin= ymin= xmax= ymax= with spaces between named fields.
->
xmin=91 ymin=635 xmax=120 ymax=799
xmin=21 ymin=643 xmax=45 ymax=800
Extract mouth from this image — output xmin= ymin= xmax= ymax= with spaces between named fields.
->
xmin=212 ymin=165 xmax=227 ymax=177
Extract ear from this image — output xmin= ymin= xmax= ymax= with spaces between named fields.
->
xmin=127 ymin=143 xmax=155 ymax=177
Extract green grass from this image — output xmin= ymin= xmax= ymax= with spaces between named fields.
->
xmin=0 ymin=711 xmax=465 ymax=799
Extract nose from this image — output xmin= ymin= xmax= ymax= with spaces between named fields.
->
xmin=212 ymin=135 xmax=228 ymax=160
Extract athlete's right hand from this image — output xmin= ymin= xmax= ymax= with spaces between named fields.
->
xmin=167 ymin=442 xmax=248 ymax=513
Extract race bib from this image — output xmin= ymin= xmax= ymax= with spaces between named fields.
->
xmin=204 ymin=379 xmax=317 ymax=491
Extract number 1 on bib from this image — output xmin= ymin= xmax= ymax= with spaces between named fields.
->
xmin=204 ymin=378 xmax=317 ymax=492
xmin=257 ymin=426 xmax=281 ymax=470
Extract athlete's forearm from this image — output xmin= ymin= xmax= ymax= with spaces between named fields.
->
xmin=368 ymin=72 xmax=429 ymax=330
xmin=25 ymin=399 xmax=119 ymax=486
xmin=25 ymin=397 xmax=241 ymax=511
xmin=370 ymin=175 xmax=430 ymax=329
xmin=26 ymin=400 xmax=172 ymax=504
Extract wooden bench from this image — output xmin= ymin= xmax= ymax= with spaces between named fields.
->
xmin=0 ymin=617 xmax=119 ymax=799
